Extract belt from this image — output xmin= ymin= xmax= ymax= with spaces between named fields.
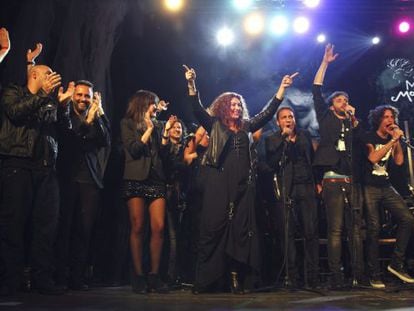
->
xmin=322 ymin=177 xmax=352 ymax=184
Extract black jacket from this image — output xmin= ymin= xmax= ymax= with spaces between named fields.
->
xmin=57 ymin=105 xmax=111 ymax=189
xmin=312 ymin=84 xmax=364 ymax=181
xmin=265 ymin=128 xmax=314 ymax=195
xmin=121 ymin=118 xmax=168 ymax=181
xmin=0 ymin=84 xmax=71 ymax=166
xmin=189 ymin=93 xmax=282 ymax=169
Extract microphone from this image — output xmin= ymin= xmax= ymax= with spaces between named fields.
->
xmin=345 ymin=110 xmax=354 ymax=117
xmin=390 ymin=125 xmax=408 ymax=143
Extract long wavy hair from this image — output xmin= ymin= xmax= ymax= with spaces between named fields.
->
xmin=125 ymin=89 xmax=159 ymax=131
xmin=209 ymin=92 xmax=249 ymax=130
xmin=368 ymin=105 xmax=399 ymax=130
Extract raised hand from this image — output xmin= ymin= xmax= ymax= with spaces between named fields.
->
xmin=57 ymin=81 xmax=75 ymax=104
xmin=165 ymin=115 xmax=178 ymax=132
xmin=93 ymin=91 xmax=104 ymax=116
xmin=0 ymin=27 xmax=11 ymax=62
xmin=156 ymin=100 xmax=169 ymax=112
xmin=41 ymin=71 xmax=62 ymax=94
xmin=323 ymin=43 xmax=339 ymax=64
xmin=27 ymin=43 xmax=43 ymax=63
xmin=280 ymin=72 xmax=299 ymax=88
xmin=86 ymin=103 xmax=99 ymax=124
xmin=183 ymin=64 xmax=196 ymax=83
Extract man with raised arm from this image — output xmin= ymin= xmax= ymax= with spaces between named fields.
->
xmin=312 ymin=44 xmax=364 ymax=288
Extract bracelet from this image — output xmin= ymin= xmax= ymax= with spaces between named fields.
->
xmin=162 ymin=135 xmax=169 ymax=140
xmin=27 ymin=61 xmax=35 ymax=65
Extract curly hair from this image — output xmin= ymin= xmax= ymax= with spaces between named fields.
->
xmin=209 ymin=92 xmax=249 ymax=130
xmin=125 ymin=89 xmax=159 ymax=131
xmin=368 ymin=105 xmax=399 ymax=130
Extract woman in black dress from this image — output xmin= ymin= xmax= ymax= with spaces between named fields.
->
xmin=121 ymin=90 xmax=173 ymax=294
xmin=183 ymin=65 xmax=298 ymax=293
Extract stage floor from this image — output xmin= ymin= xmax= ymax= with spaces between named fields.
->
xmin=1 ymin=285 xmax=414 ymax=311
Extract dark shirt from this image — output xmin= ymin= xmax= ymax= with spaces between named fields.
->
xmin=361 ymin=131 xmax=393 ymax=187
xmin=312 ymin=84 xmax=363 ymax=181
xmin=290 ymin=142 xmax=314 ymax=184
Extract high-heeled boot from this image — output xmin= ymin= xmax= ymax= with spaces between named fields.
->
xmin=230 ymin=272 xmax=244 ymax=294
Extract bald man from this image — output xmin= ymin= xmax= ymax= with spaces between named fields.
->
xmin=0 ymin=64 xmax=73 ymax=295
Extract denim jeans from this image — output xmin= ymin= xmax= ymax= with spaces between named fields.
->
xmin=363 ymin=185 xmax=414 ymax=276
xmin=322 ymin=182 xmax=364 ymax=278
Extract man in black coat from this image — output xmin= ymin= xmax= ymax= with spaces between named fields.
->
xmin=0 ymin=65 xmax=73 ymax=295
xmin=265 ymin=107 xmax=319 ymax=288
xmin=55 ymin=80 xmax=110 ymax=290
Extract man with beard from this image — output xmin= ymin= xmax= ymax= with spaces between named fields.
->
xmin=312 ymin=44 xmax=365 ymax=288
xmin=265 ymin=107 xmax=319 ymax=288
xmin=55 ymin=80 xmax=110 ymax=290
xmin=362 ymin=105 xmax=414 ymax=288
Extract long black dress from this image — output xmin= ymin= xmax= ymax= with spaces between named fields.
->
xmin=190 ymin=94 xmax=282 ymax=288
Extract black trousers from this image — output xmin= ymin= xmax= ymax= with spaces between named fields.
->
xmin=322 ymin=181 xmax=364 ymax=278
xmin=0 ymin=166 xmax=59 ymax=289
xmin=364 ymin=185 xmax=414 ymax=276
xmin=55 ymin=180 xmax=100 ymax=284
xmin=272 ymin=183 xmax=319 ymax=282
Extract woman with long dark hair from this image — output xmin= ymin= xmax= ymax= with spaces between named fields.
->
xmin=120 ymin=90 xmax=172 ymax=294
xmin=183 ymin=65 xmax=298 ymax=293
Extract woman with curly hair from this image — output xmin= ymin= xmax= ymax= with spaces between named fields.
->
xmin=183 ymin=65 xmax=298 ymax=293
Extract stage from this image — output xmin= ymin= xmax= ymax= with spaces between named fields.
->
xmin=1 ymin=285 xmax=414 ymax=310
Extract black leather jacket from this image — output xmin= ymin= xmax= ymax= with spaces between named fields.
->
xmin=190 ymin=93 xmax=282 ymax=168
xmin=0 ymin=84 xmax=71 ymax=165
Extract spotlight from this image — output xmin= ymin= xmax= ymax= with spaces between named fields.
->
xmin=244 ymin=12 xmax=265 ymax=36
xmin=269 ymin=15 xmax=289 ymax=36
xmin=163 ymin=0 xmax=184 ymax=12
xmin=303 ymin=0 xmax=320 ymax=8
xmin=293 ymin=17 xmax=310 ymax=34
xmin=316 ymin=33 xmax=326 ymax=43
xmin=372 ymin=36 xmax=380 ymax=45
xmin=398 ymin=21 xmax=411 ymax=33
xmin=232 ymin=0 xmax=253 ymax=10
xmin=217 ymin=27 xmax=235 ymax=46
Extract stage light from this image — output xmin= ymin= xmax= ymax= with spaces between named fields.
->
xmin=372 ymin=36 xmax=380 ymax=45
xmin=303 ymin=0 xmax=320 ymax=8
xmin=398 ymin=21 xmax=411 ymax=33
xmin=233 ymin=0 xmax=253 ymax=10
xmin=317 ymin=33 xmax=326 ymax=43
xmin=293 ymin=17 xmax=310 ymax=34
xmin=163 ymin=0 xmax=184 ymax=12
xmin=244 ymin=12 xmax=265 ymax=36
xmin=269 ymin=15 xmax=289 ymax=36
xmin=217 ymin=27 xmax=235 ymax=46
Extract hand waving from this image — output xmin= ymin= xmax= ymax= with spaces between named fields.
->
xmin=0 ymin=27 xmax=10 ymax=62
xmin=323 ymin=43 xmax=339 ymax=64
xmin=27 ymin=43 xmax=43 ymax=63
xmin=58 ymin=81 xmax=75 ymax=104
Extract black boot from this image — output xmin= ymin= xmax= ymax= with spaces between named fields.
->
xmin=230 ymin=272 xmax=244 ymax=294
xmin=147 ymin=273 xmax=169 ymax=293
xmin=131 ymin=273 xmax=147 ymax=294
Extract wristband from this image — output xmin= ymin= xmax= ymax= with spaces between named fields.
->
xmin=162 ymin=135 xmax=169 ymax=140
xmin=27 ymin=61 xmax=35 ymax=65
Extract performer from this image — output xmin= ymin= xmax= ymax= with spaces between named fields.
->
xmin=184 ymin=64 xmax=297 ymax=293
xmin=265 ymin=107 xmax=319 ymax=288
xmin=120 ymin=90 xmax=172 ymax=294
xmin=312 ymin=44 xmax=364 ymax=288
xmin=362 ymin=105 xmax=414 ymax=288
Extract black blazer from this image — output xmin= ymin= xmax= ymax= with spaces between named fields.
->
xmin=265 ymin=128 xmax=314 ymax=195
xmin=121 ymin=117 xmax=166 ymax=181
